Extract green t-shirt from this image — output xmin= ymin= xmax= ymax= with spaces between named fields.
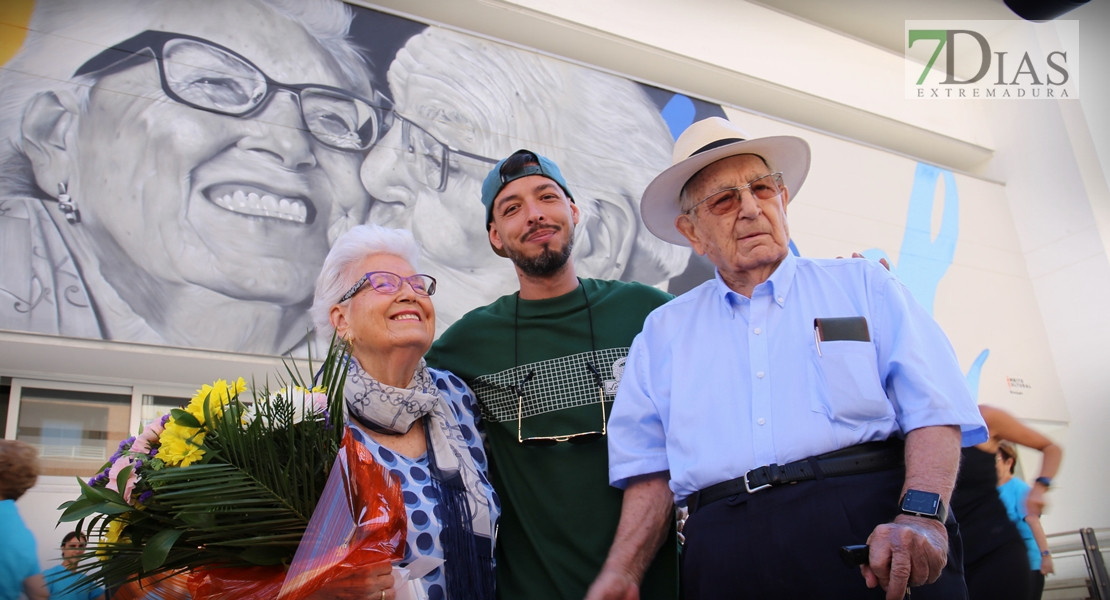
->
xmin=427 ymin=278 xmax=678 ymax=600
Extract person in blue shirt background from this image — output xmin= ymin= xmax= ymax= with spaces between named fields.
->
xmin=0 ymin=440 xmax=48 ymax=600
xmin=42 ymin=532 xmax=104 ymax=600
xmin=997 ymin=442 xmax=1054 ymax=600
xmin=607 ymin=117 xmax=987 ymax=600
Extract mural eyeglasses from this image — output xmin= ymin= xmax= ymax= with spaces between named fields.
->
xmin=391 ymin=114 xmax=499 ymax=192
xmin=74 ymin=30 xmax=392 ymax=152
xmin=339 ymin=271 xmax=437 ymax=303
xmin=684 ymin=172 xmax=785 ymax=217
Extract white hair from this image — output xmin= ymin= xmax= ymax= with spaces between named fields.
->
xmin=390 ymin=28 xmax=690 ymax=285
xmin=0 ymin=0 xmax=369 ymax=198
xmin=310 ymin=224 xmax=422 ymax=339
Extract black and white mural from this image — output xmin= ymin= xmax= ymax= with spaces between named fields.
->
xmin=0 ymin=0 xmax=722 ymax=355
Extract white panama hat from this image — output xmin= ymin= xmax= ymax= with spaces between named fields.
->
xmin=641 ymin=117 xmax=811 ymax=246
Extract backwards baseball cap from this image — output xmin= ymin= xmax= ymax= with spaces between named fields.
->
xmin=481 ymin=149 xmax=573 ymax=231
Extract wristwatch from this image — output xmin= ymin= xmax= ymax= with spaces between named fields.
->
xmin=1035 ymin=476 xmax=1052 ymax=489
xmin=1040 ymin=550 xmax=1052 ymax=557
xmin=899 ymin=489 xmax=948 ymax=523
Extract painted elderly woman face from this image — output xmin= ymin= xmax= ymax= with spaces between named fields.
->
xmin=54 ymin=1 xmax=371 ymax=305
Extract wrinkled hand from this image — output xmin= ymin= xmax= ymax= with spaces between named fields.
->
xmin=306 ymin=561 xmax=395 ymax=600
xmin=842 ymin=252 xmax=891 ymax=270
xmin=584 ymin=567 xmax=639 ymax=600
xmin=1027 ymin=485 xmax=1047 ymax=517
xmin=861 ymin=515 xmax=948 ymax=600
xmin=1041 ymin=554 xmax=1055 ymax=576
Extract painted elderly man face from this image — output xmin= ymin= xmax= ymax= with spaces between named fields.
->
xmin=362 ymin=105 xmax=501 ymax=274
xmin=676 ymin=154 xmax=791 ymax=277
xmin=30 ymin=1 xmax=371 ymax=305
xmin=361 ymin=63 xmax=520 ymax=331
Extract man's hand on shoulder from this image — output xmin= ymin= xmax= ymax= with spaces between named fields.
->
xmin=861 ymin=514 xmax=948 ymax=600
xmin=584 ymin=566 xmax=640 ymax=600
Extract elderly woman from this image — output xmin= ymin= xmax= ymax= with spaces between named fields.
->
xmin=0 ymin=0 xmax=373 ymax=354
xmin=309 ymin=224 xmax=499 ymax=600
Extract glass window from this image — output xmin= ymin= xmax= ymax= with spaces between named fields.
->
xmin=141 ymin=395 xmax=189 ymax=429
xmin=16 ymin=387 xmax=131 ymax=476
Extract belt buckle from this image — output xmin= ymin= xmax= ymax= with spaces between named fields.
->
xmin=744 ymin=470 xmax=772 ymax=494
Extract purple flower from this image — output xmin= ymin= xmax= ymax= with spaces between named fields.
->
xmin=109 ymin=452 xmax=121 ymax=464
xmin=138 ymin=491 xmax=153 ymax=504
xmin=322 ymin=409 xmax=332 ymax=429
xmin=161 ymin=414 xmax=171 ymax=426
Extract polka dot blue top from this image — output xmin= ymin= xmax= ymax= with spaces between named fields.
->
xmin=349 ymin=369 xmax=500 ymax=600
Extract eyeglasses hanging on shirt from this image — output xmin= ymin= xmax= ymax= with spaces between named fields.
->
xmin=513 ymin=281 xmax=608 ymax=446
xmin=515 ymin=362 xmax=607 ymax=446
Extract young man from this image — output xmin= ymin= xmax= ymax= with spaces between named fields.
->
xmin=426 ymin=150 xmax=679 ymax=600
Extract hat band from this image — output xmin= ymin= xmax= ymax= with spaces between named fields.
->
xmin=690 ymin=137 xmax=745 ymax=157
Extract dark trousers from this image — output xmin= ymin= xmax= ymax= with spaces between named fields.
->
xmin=964 ymin=537 xmax=1031 ymax=600
xmin=682 ymin=467 xmax=968 ymax=600
xmin=1030 ymin=570 xmax=1045 ymax=600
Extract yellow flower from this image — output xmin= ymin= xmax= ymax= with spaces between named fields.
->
xmin=105 ymin=518 xmax=124 ymax=544
xmin=185 ymin=378 xmax=246 ymax=426
xmin=156 ymin=422 xmax=206 ymax=467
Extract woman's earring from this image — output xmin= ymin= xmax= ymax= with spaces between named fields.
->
xmin=56 ymin=182 xmax=80 ymax=224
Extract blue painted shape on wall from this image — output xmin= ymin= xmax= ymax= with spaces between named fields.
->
xmin=661 ymin=94 xmax=696 ymax=141
xmin=863 ymin=163 xmax=959 ymax=316
xmin=965 ymin=349 xmax=990 ymax=402
xmin=862 ymin=162 xmax=988 ymax=397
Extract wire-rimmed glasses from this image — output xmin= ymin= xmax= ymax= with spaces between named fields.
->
xmin=684 ymin=172 xmax=785 ymax=216
xmin=339 ymin=271 xmax=437 ymax=303
xmin=73 ymin=30 xmax=392 ymax=152
xmin=516 ymin=363 xmax=608 ymax=447
xmin=393 ymin=115 xmax=499 ymax=192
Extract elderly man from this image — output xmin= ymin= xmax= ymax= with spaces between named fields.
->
xmin=607 ymin=117 xmax=986 ymax=599
xmin=425 ymin=150 xmax=679 ymax=600
xmin=0 ymin=0 xmax=375 ymax=354
xmin=361 ymin=27 xmax=689 ymax=334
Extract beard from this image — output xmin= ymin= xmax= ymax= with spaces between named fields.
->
xmin=505 ymin=226 xmax=574 ymax=277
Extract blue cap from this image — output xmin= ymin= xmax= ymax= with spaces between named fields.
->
xmin=481 ymin=149 xmax=572 ymax=231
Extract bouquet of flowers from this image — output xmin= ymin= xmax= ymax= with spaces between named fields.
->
xmin=57 ymin=344 xmax=406 ymax=599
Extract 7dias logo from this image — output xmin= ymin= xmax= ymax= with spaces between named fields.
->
xmin=905 ymin=20 xmax=1079 ymax=100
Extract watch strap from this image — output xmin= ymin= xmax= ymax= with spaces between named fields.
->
xmin=1035 ymin=476 xmax=1052 ymax=488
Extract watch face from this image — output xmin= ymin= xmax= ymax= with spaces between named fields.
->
xmin=902 ymin=490 xmax=940 ymax=515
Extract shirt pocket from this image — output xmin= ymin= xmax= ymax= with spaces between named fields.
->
xmin=808 ymin=340 xmax=894 ymax=429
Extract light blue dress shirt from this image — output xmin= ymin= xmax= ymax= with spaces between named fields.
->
xmin=608 ymin=253 xmax=987 ymax=503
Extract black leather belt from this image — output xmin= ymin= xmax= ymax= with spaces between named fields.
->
xmin=686 ymin=439 xmax=905 ymax=515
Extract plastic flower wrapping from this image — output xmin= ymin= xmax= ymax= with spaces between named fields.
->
xmin=56 ymin=344 xmax=406 ymax=599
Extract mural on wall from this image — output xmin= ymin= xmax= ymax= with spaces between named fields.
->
xmin=0 ymin=0 xmax=725 ymax=355
xmin=861 ymin=163 xmax=991 ymax=399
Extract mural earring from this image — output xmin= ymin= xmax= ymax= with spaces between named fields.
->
xmin=56 ymin=182 xmax=81 ymax=224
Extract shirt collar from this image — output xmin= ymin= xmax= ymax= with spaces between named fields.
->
xmin=712 ymin=250 xmax=797 ymax=307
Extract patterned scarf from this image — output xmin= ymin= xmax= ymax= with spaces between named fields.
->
xmin=345 ymin=357 xmax=494 ymax=598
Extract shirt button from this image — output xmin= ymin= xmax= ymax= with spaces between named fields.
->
xmin=754 ymin=327 xmax=762 ymax=335
xmin=757 ymin=418 xmax=766 ymax=425
xmin=777 ymin=297 xmax=784 ymax=304
xmin=756 ymin=372 xmax=765 ymax=378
